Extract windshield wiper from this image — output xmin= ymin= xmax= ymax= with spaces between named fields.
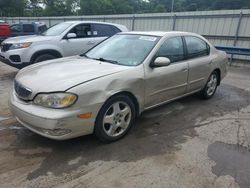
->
xmin=81 ymin=55 xmax=120 ymax=65
xmin=81 ymin=54 xmax=89 ymax=58
xmin=94 ymin=57 xmax=119 ymax=65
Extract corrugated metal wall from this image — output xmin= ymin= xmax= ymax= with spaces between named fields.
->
xmin=2 ymin=9 xmax=250 ymax=60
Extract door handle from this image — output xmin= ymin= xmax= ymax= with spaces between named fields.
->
xmin=181 ymin=68 xmax=188 ymax=72
xmin=87 ymin=41 xmax=95 ymax=45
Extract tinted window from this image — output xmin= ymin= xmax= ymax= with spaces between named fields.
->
xmin=23 ymin=24 xmax=35 ymax=32
xmin=93 ymin=24 xmax=116 ymax=37
xmin=185 ymin=36 xmax=209 ymax=58
xmin=42 ymin=22 xmax=73 ymax=36
xmin=155 ymin=37 xmax=185 ymax=63
xmin=11 ymin=24 xmax=21 ymax=32
xmin=38 ymin=25 xmax=47 ymax=33
xmin=69 ymin=24 xmax=91 ymax=38
xmin=111 ymin=26 xmax=121 ymax=33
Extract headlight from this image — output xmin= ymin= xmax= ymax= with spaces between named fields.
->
xmin=10 ymin=42 xmax=32 ymax=50
xmin=34 ymin=93 xmax=77 ymax=109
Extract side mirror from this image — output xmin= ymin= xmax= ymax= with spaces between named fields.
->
xmin=152 ymin=57 xmax=171 ymax=67
xmin=66 ymin=33 xmax=77 ymax=39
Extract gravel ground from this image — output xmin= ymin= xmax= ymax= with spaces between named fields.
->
xmin=0 ymin=62 xmax=250 ymax=188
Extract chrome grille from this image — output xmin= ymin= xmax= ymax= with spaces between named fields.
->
xmin=14 ymin=80 xmax=32 ymax=100
xmin=0 ymin=43 xmax=12 ymax=52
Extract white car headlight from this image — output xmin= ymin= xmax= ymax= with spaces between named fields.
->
xmin=33 ymin=93 xmax=77 ymax=109
xmin=10 ymin=42 xmax=32 ymax=50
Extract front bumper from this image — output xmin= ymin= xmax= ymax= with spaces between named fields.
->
xmin=0 ymin=48 xmax=30 ymax=69
xmin=0 ymin=54 xmax=25 ymax=69
xmin=9 ymin=90 xmax=98 ymax=140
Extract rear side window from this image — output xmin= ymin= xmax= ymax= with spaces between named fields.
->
xmin=111 ymin=26 xmax=121 ymax=33
xmin=155 ymin=37 xmax=185 ymax=63
xmin=93 ymin=24 xmax=116 ymax=37
xmin=23 ymin=24 xmax=35 ymax=32
xmin=185 ymin=36 xmax=210 ymax=59
xmin=69 ymin=24 xmax=91 ymax=38
xmin=11 ymin=24 xmax=21 ymax=32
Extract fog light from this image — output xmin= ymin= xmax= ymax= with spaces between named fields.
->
xmin=41 ymin=128 xmax=72 ymax=136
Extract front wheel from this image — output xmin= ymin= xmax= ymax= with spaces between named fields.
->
xmin=94 ymin=95 xmax=136 ymax=142
xmin=201 ymin=71 xmax=218 ymax=99
xmin=33 ymin=54 xmax=57 ymax=63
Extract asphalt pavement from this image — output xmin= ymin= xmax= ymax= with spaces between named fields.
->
xmin=0 ymin=62 xmax=250 ymax=188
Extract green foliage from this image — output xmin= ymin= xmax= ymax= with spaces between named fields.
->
xmin=0 ymin=0 xmax=27 ymax=16
xmin=0 ymin=0 xmax=250 ymax=17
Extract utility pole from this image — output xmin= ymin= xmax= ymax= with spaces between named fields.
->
xmin=171 ymin=0 xmax=175 ymax=12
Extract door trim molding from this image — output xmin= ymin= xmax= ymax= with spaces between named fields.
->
xmin=149 ymin=83 xmax=188 ymax=96
xmin=145 ymin=89 xmax=201 ymax=111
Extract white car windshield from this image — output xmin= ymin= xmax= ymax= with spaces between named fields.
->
xmin=42 ymin=22 xmax=72 ymax=36
xmin=85 ymin=34 xmax=160 ymax=66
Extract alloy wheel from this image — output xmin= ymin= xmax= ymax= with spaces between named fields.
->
xmin=102 ymin=101 xmax=132 ymax=137
xmin=206 ymin=74 xmax=218 ymax=96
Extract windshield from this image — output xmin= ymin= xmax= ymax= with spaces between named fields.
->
xmin=42 ymin=22 xmax=72 ymax=36
xmin=85 ymin=34 xmax=160 ymax=66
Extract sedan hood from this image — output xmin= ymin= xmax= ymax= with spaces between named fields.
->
xmin=15 ymin=56 xmax=130 ymax=96
xmin=4 ymin=35 xmax=56 ymax=43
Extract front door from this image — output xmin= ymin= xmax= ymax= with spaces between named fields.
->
xmin=144 ymin=36 xmax=189 ymax=108
xmin=61 ymin=24 xmax=101 ymax=56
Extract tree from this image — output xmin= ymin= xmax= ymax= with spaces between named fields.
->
xmin=1 ymin=0 xmax=250 ymax=17
xmin=0 ymin=0 xmax=27 ymax=17
xmin=25 ymin=0 xmax=44 ymax=16
xmin=211 ymin=0 xmax=250 ymax=10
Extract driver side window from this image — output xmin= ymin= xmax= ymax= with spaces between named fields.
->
xmin=69 ymin=24 xmax=92 ymax=38
xmin=155 ymin=37 xmax=185 ymax=63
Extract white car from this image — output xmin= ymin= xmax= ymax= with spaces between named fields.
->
xmin=0 ymin=21 xmax=128 ymax=69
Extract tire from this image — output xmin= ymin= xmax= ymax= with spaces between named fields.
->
xmin=94 ymin=94 xmax=136 ymax=142
xmin=201 ymin=71 xmax=219 ymax=99
xmin=33 ymin=54 xmax=57 ymax=63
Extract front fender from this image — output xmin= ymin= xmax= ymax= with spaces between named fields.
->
xmin=68 ymin=66 xmax=145 ymax=117
xmin=29 ymin=41 xmax=63 ymax=62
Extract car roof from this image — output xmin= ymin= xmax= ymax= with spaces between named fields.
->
xmin=64 ymin=21 xmax=122 ymax=26
xmin=120 ymin=31 xmax=198 ymax=37
xmin=0 ymin=22 xmax=9 ymax=26
xmin=0 ymin=20 xmax=7 ymax=24
xmin=63 ymin=21 xmax=128 ymax=31
xmin=12 ymin=22 xmax=46 ymax=26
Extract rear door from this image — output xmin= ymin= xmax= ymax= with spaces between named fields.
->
xmin=91 ymin=23 xmax=120 ymax=44
xmin=183 ymin=36 xmax=212 ymax=92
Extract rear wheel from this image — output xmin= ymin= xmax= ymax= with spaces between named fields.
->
xmin=201 ymin=71 xmax=218 ymax=99
xmin=94 ymin=95 xmax=136 ymax=142
xmin=33 ymin=54 xmax=57 ymax=63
